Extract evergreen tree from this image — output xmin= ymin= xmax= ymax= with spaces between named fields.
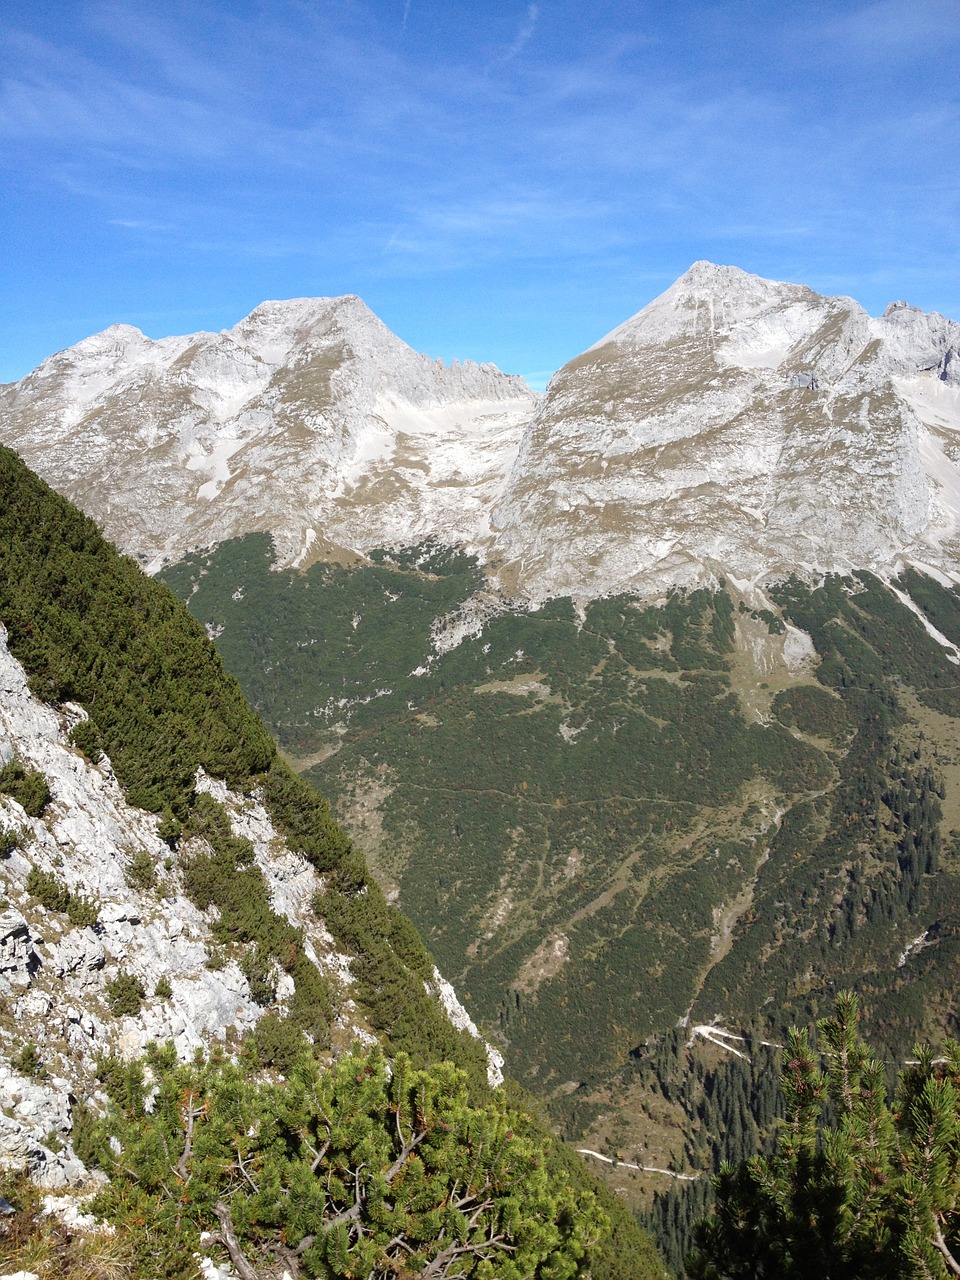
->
xmin=688 ymin=993 xmax=960 ymax=1278
xmin=87 ymin=1042 xmax=609 ymax=1279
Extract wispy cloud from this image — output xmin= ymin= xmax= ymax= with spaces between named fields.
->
xmin=1 ymin=0 xmax=958 ymax=382
xmin=817 ymin=0 xmax=960 ymax=52
xmin=107 ymin=217 xmax=175 ymax=231
xmin=412 ymin=191 xmax=609 ymax=237
xmin=0 ymin=17 xmax=428 ymax=225
xmin=1 ymin=5 xmax=949 ymax=261
xmin=499 ymin=4 xmax=539 ymax=63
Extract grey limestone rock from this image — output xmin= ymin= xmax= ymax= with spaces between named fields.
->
xmin=0 ymin=617 xmax=502 ymax=1190
xmin=47 ymin=927 xmax=104 ymax=984
xmin=0 ymin=910 xmax=39 ymax=990
xmin=0 ymin=1067 xmax=85 ymax=1188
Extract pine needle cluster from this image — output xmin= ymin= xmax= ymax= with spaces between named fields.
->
xmin=83 ymin=1043 xmax=608 ymax=1280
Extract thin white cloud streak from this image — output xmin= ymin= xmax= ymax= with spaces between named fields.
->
xmin=0 ymin=27 xmax=409 ymax=181
xmin=0 ymin=12 xmax=931 ymax=193
xmin=499 ymin=4 xmax=539 ymax=63
xmin=85 ymin=0 xmax=243 ymax=99
xmin=816 ymin=0 xmax=960 ymax=52
xmin=412 ymin=193 xmax=610 ymax=238
xmin=376 ymin=187 xmax=625 ymax=272
xmin=0 ymin=15 xmax=428 ymax=168
xmin=107 ymin=218 xmax=175 ymax=231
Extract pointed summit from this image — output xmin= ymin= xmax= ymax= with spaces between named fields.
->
xmin=492 ymin=266 xmax=960 ymax=599
xmin=675 ymin=259 xmax=764 ymax=287
xmin=0 ymin=298 xmax=537 ymax=572
xmin=592 ymin=262 xmax=822 ymax=352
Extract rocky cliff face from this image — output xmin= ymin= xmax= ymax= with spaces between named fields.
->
xmin=492 ymin=262 xmax=960 ymax=598
xmin=0 ymin=296 xmax=536 ymax=572
xmin=2 ymin=266 xmax=960 ymax=604
xmin=0 ymin=622 xmax=354 ymax=1187
xmin=0 ymin=620 xmax=499 ymax=1191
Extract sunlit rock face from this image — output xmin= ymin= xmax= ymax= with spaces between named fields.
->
xmin=2 ymin=267 xmax=960 ymax=602
xmin=0 ymin=296 xmax=537 ymax=572
xmin=0 ymin=619 xmax=503 ymax=1186
xmin=491 ymin=262 xmax=960 ymax=599
xmin=0 ymin=620 xmax=365 ymax=1185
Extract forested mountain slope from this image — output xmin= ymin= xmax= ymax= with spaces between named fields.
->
xmin=160 ymin=533 xmax=960 ymax=1269
xmin=0 ymin=445 xmax=664 ymax=1278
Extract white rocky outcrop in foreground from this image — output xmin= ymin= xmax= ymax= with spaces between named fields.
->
xmin=0 ymin=623 xmax=350 ymax=1186
xmin=0 ymin=626 xmax=500 ymax=1187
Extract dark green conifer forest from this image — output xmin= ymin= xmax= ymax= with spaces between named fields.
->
xmin=157 ymin=527 xmax=960 ymax=1274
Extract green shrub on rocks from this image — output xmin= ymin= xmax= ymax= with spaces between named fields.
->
xmin=25 ymin=865 xmax=98 ymax=926
xmin=0 ymin=757 xmax=50 ymax=817
xmin=86 ymin=1042 xmax=610 ymax=1280
xmin=105 ymin=971 xmax=146 ymax=1018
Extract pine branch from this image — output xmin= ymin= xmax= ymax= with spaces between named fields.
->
xmin=291 ymin=1233 xmax=316 ymax=1257
xmin=328 ymin=1163 xmax=367 ymax=1228
xmin=298 ymin=1130 xmax=330 ymax=1174
xmin=934 ymin=1229 xmax=960 ymax=1278
xmin=212 ymin=1201 xmax=262 ymax=1280
xmin=233 ymin=1149 xmax=261 ymax=1194
xmin=173 ymin=1091 xmax=205 ymax=1182
xmin=385 ymin=1128 xmax=428 ymax=1183
xmin=419 ymin=1232 xmax=516 ymax=1279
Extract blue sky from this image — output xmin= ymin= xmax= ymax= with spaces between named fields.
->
xmin=2 ymin=0 xmax=958 ymax=388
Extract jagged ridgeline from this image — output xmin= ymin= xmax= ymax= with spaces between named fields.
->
xmin=160 ymin=529 xmax=960 ymax=1266
xmin=0 ymin=445 xmax=666 ymax=1279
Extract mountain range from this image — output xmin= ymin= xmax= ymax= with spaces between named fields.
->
xmin=0 ymin=294 xmax=534 ymax=573
xmin=3 ymin=262 xmax=960 ymax=601
xmin=4 ymin=263 xmax=960 ymax=1272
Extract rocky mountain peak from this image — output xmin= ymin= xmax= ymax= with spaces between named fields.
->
xmin=591 ymin=261 xmax=823 ymax=356
xmin=665 ymin=258 xmax=813 ymax=311
xmin=875 ymin=301 xmax=960 ymax=386
xmin=2 ymin=269 xmax=960 ymax=603
xmin=73 ymin=321 xmax=151 ymax=349
xmin=490 ymin=268 xmax=960 ymax=600
xmin=0 ymin=297 xmax=537 ymax=572
xmin=229 ymin=294 xmax=388 ymax=364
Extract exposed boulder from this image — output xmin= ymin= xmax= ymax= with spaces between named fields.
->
xmin=0 ymin=910 xmax=39 ymax=992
